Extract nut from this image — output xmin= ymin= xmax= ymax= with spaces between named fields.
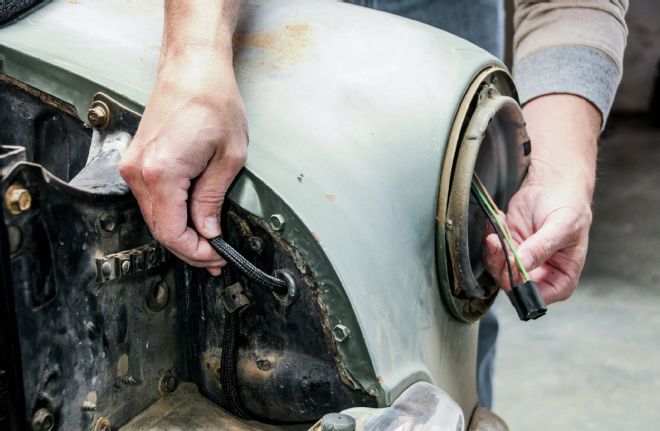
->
xmin=332 ymin=324 xmax=350 ymax=342
xmin=269 ymin=214 xmax=285 ymax=231
xmin=31 ymin=408 xmax=54 ymax=431
xmin=87 ymin=101 xmax=111 ymax=129
xmin=5 ymin=185 xmax=31 ymax=215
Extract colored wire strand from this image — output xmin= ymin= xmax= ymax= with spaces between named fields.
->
xmin=471 ymin=174 xmax=530 ymax=282
xmin=471 ymin=188 xmax=516 ymax=290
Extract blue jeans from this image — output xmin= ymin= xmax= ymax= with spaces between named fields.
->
xmin=346 ymin=0 xmax=504 ymax=409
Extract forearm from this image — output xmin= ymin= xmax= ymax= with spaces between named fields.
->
xmin=523 ymin=94 xmax=600 ymax=202
xmin=513 ymin=0 xmax=628 ymax=124
xmin=159 ymin=0 xmax=241 ymax=80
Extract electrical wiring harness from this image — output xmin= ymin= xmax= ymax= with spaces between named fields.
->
xmin=471 ymin=174 xmax=547 ymax=321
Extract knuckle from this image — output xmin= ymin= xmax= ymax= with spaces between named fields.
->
xmin=118 ymin=158 xmax=139 ymax=183
xmin=223 ymin=141 xmax=248 ymax=168
xmin=140 ymin=160 xmax=170 ymax=184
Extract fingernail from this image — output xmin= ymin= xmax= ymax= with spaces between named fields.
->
xmin=203 ymin=215 xmax=221 ymax=237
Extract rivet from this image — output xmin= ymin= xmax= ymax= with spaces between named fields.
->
xmin=31 ymin=408 xmax=54 ymax=431
xmin=333 ymin=324 xmax=350 ymax=342
xmin=87 ymin=101 xmax=111 ymax=129
xmin=269 ymin=214 xmax=285 ymax=231
xmin=445 ymin=219 xmax=454 ymax=231
xmin=5 ymin=185 xmax=31 ymax=215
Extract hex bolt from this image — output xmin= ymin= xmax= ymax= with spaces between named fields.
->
xmin=445 ymin=218 xmax=454 ymax=231
xmin=248 ymin=236 xmax=263 ymax=253
xmin=99 ymin=213 xmax=116 ymax=232
xmin=31 ymin=408 xmax=54 ymax=431
xmin=367 ymin=387 xmax=379 ymax=397
xmin=87 ymin=101 xmax=111 ymax=129
xmin=333 ymin=324 xmax=350 ymax=342
xmin=93 ymin=416 xmax=112 ymax=431
xmin=269 ymin=214 xmax=285 ymax=231
xmin=321 ymin=413 xmax=356 ymax=431
xmin=5 ymin=185 xmax=31 ymax=215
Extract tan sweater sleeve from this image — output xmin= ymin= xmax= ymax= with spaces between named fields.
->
xmin=513 ymin=1 xmax=629 ymax=123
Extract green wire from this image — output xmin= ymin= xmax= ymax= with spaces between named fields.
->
xmin=471 ymin=178 xmax=530 ymax=281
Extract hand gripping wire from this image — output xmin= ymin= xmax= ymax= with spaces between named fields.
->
xmin=209 ymin=236 xmax=288 ymax=295
xmin=471 ymin=174 xmax=547 ymax=321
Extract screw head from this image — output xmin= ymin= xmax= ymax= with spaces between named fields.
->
xmin=248 ymin=236 xmax=263 ymax=253
xmin=5 ymin=185 xmax=31 ymax=215
xmin=87 ymin=101 xmax=111 ymax=128
xmin=31 ymin=408 xmax=54 ymax=431
xmin=269 ymin=214 xmax=285 ymax=231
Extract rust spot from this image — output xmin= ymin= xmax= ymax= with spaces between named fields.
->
xmin=202 ymin=349 xmax=223 ymax=382
xmin=234 ymin=23 xmax=314 ymax=72
xmin=324 ymin=194 xmax=336 ymax=202
xmin=238 ymin=351 xmax=280 ymax=381
xmin=0 ymin=74 xmax=80 ymax=119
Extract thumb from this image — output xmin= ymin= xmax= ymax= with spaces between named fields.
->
xmin=517 ymin=216 xmax=574 ymax=272
xmin=189 ymin=157 xmax=240 ymax=239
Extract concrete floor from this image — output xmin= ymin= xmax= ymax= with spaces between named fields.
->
xmin=493 ymin=117 xmax=660 ymax=430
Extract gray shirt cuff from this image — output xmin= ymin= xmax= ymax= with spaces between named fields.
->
xmin=513 ymin=46 xmax=621 ymax=126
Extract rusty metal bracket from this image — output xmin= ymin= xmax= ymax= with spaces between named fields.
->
xmin=96 ymin=242 xmax=169 ymax=283
xmin=221 ymin=282 xmax=251 ymax=313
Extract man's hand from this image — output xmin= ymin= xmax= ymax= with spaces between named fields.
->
xmin=484 ymin=94 xmax=601 ymax=304
xmin=119 ymin=0 xmax=245 ymax=276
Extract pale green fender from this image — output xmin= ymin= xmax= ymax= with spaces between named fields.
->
xmin=0 ymin=0 xmax=526 ymax=419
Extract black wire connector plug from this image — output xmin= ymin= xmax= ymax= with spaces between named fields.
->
xmin=507 ymin=280 xmax=547 ymax=321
